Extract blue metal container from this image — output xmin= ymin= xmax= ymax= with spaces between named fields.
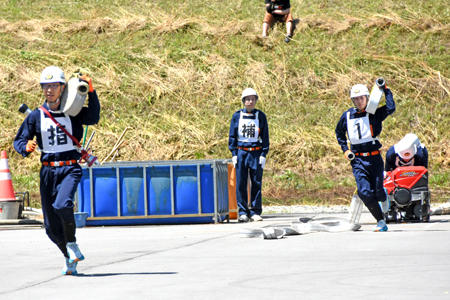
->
xmin=76 ymin=160 xmax=230 ymax=226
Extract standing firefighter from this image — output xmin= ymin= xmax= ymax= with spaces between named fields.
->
xmin=14 ymin=66 xmax=100 ymax=275
xmin=335 ymin=81 xmax=395 ymax=232
xmin=229 ymin=88 xmax=270 ymax=222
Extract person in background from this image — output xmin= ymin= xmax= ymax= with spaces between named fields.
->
xmin=14 ymin=66 xmax=100 ymax=275
xmin=385 ymin=133 xmax=428 ymax=172
xmin=228 ymin=88 xmax=270 ymax=222
xmin=262 ymin=0 xmax=294 ymax=43
xmin=335 ymin=81 xmax=395 ymax=232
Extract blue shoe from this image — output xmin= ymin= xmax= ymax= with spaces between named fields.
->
xmin=67 ymin=242 xmax=85 ymax=263
xmin=62 ymin=257 xmax=78 ymax=275
xmin=379 ymin=188 xmax=390 ymax=213
xmin=373 ymin=220 xmax=388 ymax=232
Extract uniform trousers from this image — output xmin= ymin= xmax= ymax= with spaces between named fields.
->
xmin=39 ymin=163 xmax=82 ymax=245
xmin=235 ymin=148 xmax=263 ymax=217
xmin=351 ymin=154 xmax=385 ymax=221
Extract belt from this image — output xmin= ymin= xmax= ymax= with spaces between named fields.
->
xmin=42 ymin=160 xmax=77 ymax=167
xmin=238 ymin=147 xmax=261 ymax=151
xmin=355 ymin=150 xmax=380 ymax=157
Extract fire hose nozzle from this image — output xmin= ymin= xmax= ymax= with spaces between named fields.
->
xmin=376 ymin=77 xmax=386 ymax=88
xmin=19 ymin=103 xmax=32 ymax=116
xmin=346 ymin=151 xmax=355 ymax=161
xmin=85 ymin=154 xmax=98 ymax=167
xmin=80 ymin=149 xmax=98 ymax=167
xmin=19 ymin=103 xmax=41 ymax=152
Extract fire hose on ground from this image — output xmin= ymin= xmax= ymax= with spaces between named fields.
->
xmin=240 ymin=216 xmax=362 ymax=239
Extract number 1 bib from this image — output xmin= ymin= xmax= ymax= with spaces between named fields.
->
xmin=346 ymin=112 xmax=374 ymax=145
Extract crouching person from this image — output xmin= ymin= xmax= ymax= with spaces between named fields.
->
xmin=385 ymin=133 xmax=428 ymax=171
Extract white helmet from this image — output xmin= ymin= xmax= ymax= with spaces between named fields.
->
xmin=350 ymin=84 xmax=369 ymax=98
xmin=396 ymin=134 xmax=418 ymax=160
xmin=241 ymin=88 xmax=258 ymax=103
xmin=40 ymin=66 xmax=66 ymax=84
xmin=403 ymin=133 xmax=421 ymax=148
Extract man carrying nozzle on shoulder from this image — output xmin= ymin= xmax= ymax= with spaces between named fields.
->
xmin=14 ymin=66 xmax=100 ymax=275
xmin=335 ymin=78 xmax=395 ymax=232
xmin=229 ymin=88 xmax=270 ymax=223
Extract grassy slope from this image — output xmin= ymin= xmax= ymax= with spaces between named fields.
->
xmin=0 ymin=0 xmax=449 ymax=206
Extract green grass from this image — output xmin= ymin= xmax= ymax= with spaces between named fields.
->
xmin=1 ymin=0 xmax=449 ymax=206
xmin=11 ymin=173 xmax=38 ymax=191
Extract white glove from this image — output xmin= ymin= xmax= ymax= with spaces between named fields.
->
xmin=259 ymin=156 xmax=266 ymax=169
xmin=232 ymin=156 xmax=237 ymax=168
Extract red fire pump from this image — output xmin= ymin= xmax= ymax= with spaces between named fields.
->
xmin=384 ymin=166 xmax=430 ymax=223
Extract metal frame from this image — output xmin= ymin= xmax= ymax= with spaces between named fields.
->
xmin=79 ymin=159 xmax=230 ymax=224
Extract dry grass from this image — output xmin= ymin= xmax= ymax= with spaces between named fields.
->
xmin=1 ymin=1 xmax=449 ymax=205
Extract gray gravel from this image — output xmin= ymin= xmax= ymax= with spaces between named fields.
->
xmin=262 ymin=205 xmax=364 ymax=214
xmin=262 ymin=201 xmax=450 ymax=215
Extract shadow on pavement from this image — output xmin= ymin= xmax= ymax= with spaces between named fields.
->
xmin=74 ymin=272 xmax=177 ymax=277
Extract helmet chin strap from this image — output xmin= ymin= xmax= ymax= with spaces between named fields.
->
xmin=48 ymin=97 xmax=60 ymax=105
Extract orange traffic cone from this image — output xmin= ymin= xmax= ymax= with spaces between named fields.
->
xmin=0 ymin=150 xmax=16 ymax=201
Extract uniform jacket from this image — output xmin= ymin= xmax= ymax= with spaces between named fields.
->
xmin=385 ymin=145 xmax=428 ymax=171
xmin=265 ymin=0 xmax=291 ymax=9
xmin=14 ymin=91 xmax=100 ymax=162
xmin=335 ymin=88 xmax=395 ymax=154
xmin=228 ymin=108 xmax=270 ymax=157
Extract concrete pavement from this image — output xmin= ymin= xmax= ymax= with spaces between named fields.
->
xmin=1 ymin=213 xmax=449 ymax=300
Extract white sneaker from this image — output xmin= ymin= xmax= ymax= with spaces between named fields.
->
xmin=66 ymin=242 xmax=85 ymax=263
xmin=379 ymin=188 xmax=390 ymax=213
xmin=373 ymin=220 xmax=388 ymax=232
xmin=238 ymin=215 xmax=249 ymax=222
xmin=250 ymin=215 xmax=263 ymax=222
xmin=62 ymin=257 xmax=78 ymax=275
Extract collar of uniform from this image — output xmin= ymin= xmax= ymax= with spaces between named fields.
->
xmin=242 ymin=108 xmax=257 ymax=115
xmin=43 ymin=101 xmax=62 ymax=113
xmin=351 ymin=107 xmax=366 ymax=114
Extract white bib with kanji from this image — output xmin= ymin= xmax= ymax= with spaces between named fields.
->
xmin=238 ymin=111 xmax=260 ymax=143
xmin=40 ymin=109 xmax=74 ymax=153
xmin=346 ymin=112 xmax=375 ymax=145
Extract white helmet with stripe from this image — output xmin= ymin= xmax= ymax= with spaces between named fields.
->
xmin=40 ymin=66 xmax=66 ymax=85
xmin=350 ymin=84 xmax=369 ymax=98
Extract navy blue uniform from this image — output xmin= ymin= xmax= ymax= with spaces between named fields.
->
xmin=14 ymin=91 xmax=100 ymax=249
xmin=335 ymin=89 xmax=395 ymax=221
xmin=385 ymin=145 xmax=428 ymax=171
xmin=229 ymin=108 xmax=269 ymax=217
